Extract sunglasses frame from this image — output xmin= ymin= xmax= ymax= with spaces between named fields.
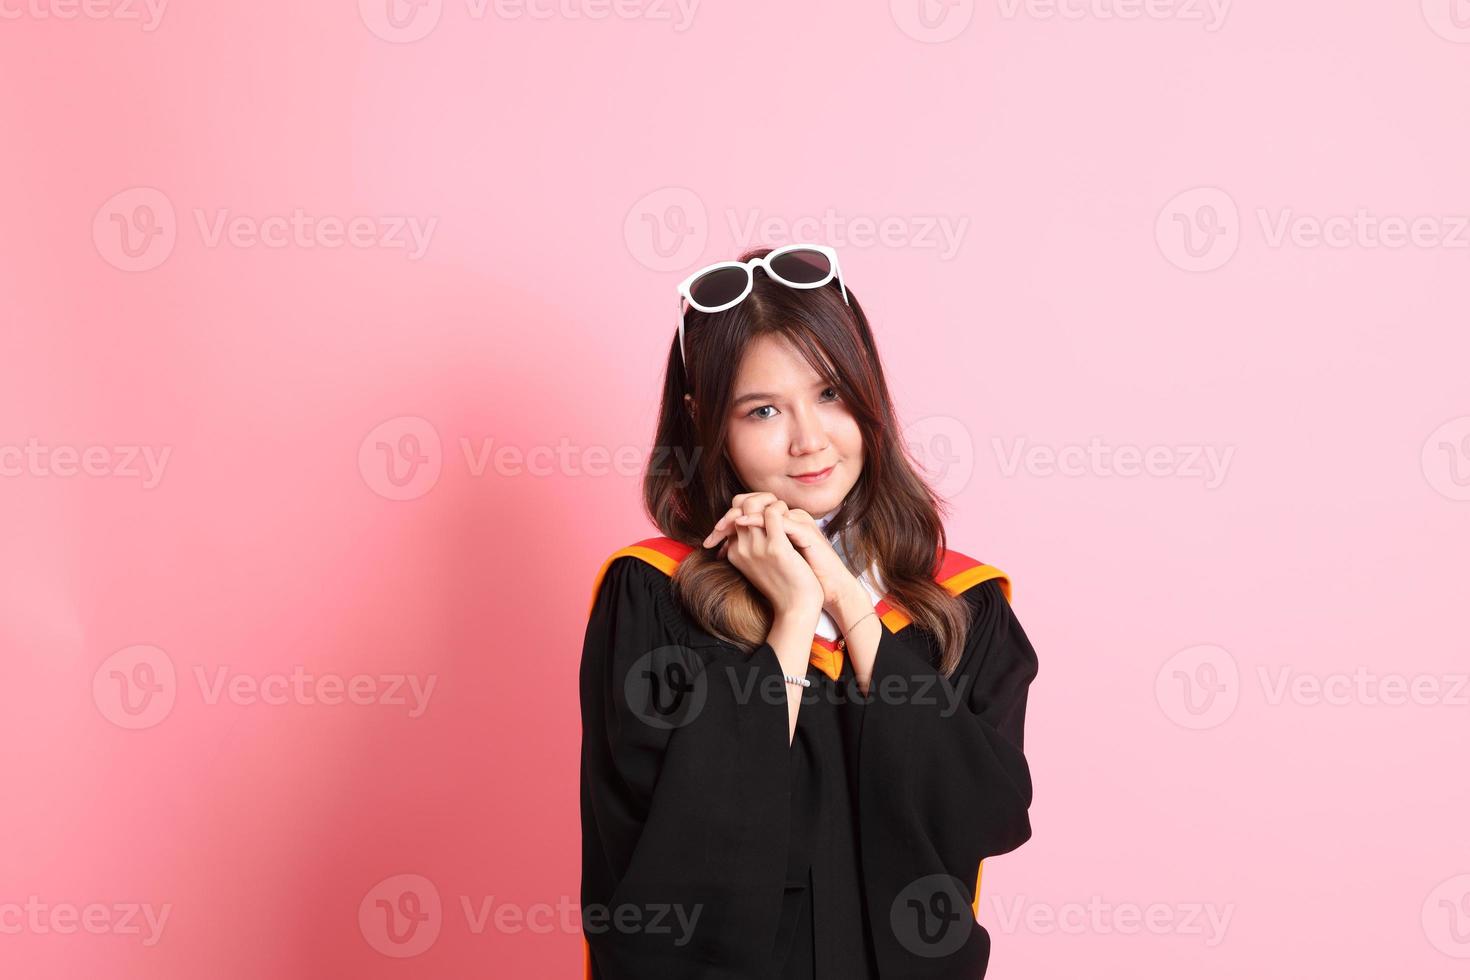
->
xmin=675 ymin=243 xmax=850 ymax=372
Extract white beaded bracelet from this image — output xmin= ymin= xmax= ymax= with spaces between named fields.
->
xmin=784 ymin=673 xmax=811 ymax=688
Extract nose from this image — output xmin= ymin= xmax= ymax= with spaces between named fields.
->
xmin=790 ymin=403 xmax=829 ymax=455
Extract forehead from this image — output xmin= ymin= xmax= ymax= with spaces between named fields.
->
xmin=733 ymin=334 xmax=825 ymax=389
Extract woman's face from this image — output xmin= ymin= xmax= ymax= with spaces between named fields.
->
xmin=719 ymin=334 xmax=863 ymax=520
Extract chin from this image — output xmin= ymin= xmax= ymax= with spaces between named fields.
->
xmin=787 ymin=486 xmax=845 ymax=513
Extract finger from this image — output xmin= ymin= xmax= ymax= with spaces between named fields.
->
xmin=743 ymin=502 xmax=803 ymax=553
xmin=763 ymin=503 xmax=786 ymax=552
xmin=738 ymin=505 xmax=767 ymax=549
xmin=733 ymin=498 xmax=787 ymax=527
xmin=703 ymin=505 xmax=743 ymax=547
xmin=706 ymin=494 xmax=776 ymax=545
xmin=729 ymin=509 xmax=822 ymax=553
xmin=773 ymin=515 xmax=821 ymax=550
xmin=738 ymin=492 xmax=777 ymax=516
xmin=711 ymin=495 xmax=777 ymax=546
xmin=729 ymin=491 xmax=775 ymax=508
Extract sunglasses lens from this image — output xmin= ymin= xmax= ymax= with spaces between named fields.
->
xmin=689 ymin=267 xmax=750 ymax=309
xmin=769 ymin=248 xmax=832 ymax=285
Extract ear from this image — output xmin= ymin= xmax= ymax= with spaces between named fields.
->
xmin=683 ymin=393 xmax=697 ymax=419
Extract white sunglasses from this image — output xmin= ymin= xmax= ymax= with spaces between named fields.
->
xmin=675 ymin=244 xmax=850 ymax=371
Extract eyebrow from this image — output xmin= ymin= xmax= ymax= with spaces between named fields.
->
xmin=731 ymin=380 xmax=832 ymax=408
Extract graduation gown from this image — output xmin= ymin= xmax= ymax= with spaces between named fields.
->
xmin=579 ymin=535 xmax=1038 ymax=979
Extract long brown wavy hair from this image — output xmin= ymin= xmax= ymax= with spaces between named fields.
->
xmin=642 ymin=246 xmax=972 ymax=676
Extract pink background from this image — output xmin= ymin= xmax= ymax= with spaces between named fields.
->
xmin=3 ymin=1 xmax=1468 ymax=976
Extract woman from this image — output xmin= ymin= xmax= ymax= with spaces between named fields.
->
xmin=579 ymin=244 xmax=1039 ymax=979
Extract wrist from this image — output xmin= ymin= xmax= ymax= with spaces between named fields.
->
xmin=773 ymin=602 xmax=822 ymax=631
xmin=830 ymin=581 xmax=875 ymax=633
xmin=769 ymin=608 xmax=820 ymax=672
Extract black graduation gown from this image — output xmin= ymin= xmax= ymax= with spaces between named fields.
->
xmin=579 ymin=536 xmax=1038 ymax=979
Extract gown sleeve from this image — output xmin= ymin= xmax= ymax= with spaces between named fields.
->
xmin=579 ymin=554 xmax=796 ymax=979
xmin=855 ymin=576 xmax=1039 ymax=977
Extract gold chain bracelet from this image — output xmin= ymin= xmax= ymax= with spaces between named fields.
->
xmin=836 ymin=608 xmax=878 ymax=650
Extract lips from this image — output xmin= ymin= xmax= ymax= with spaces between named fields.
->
xmin=792 ymin=464 xmax=835 ymax=483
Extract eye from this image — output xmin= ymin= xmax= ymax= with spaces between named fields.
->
xmin=745 ymin=387 xmax=841 ymax=420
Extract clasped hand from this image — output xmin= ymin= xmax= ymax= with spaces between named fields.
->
xmin=701 ymin=492 xmax=862 ymax=623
